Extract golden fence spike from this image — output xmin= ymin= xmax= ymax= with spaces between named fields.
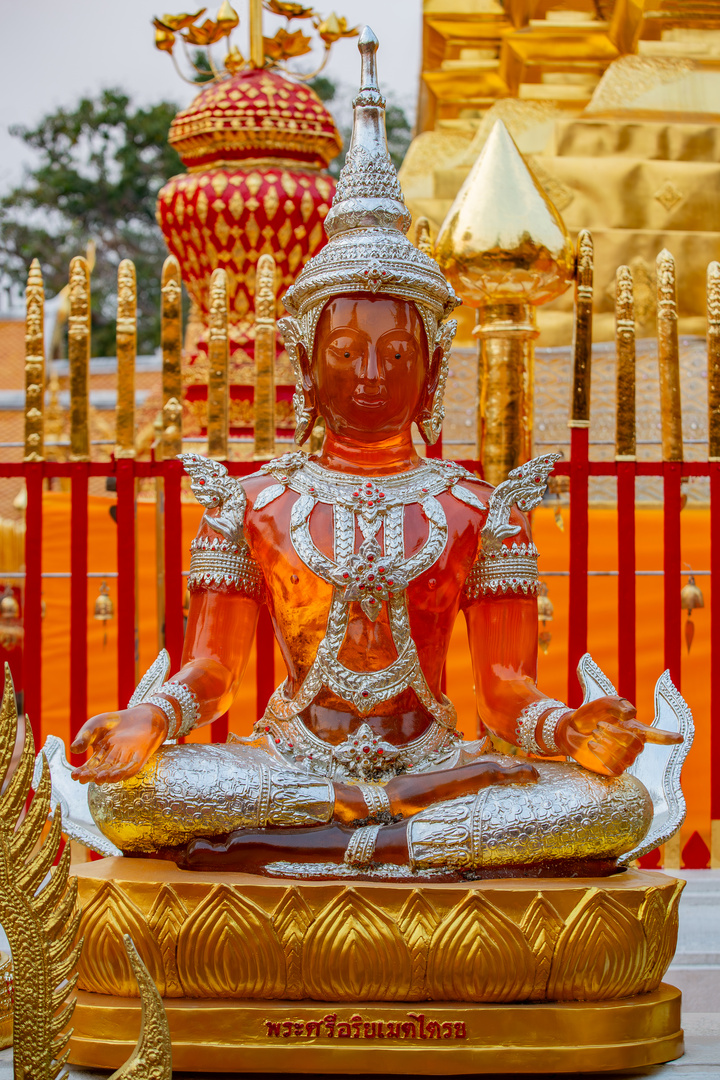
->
xmin=24 ymin=259 xmax=45 ymax=462
xmin=161 ymin=255 xmax=183 ymax=459
xmin=116 ymin=260 xmax=137 ymax=459
xmin=207 ymin=268 xmax=229 ymax=460
xmin=708 ymin=261 xmax=720 ymax=462
xmin=68 ymin=255 xmax=91 ymax=461
xmin=415 ymin=217 xmax=434 ymax=259
xmin=570 ymin=229 xmax=593 ymax=428
xmin=615 ymin=265 xmax=636 ymax=461
xmin=656 ymin=249 xmax=683 ymax=462
xmin=253 ymin=254 xmax=277 ymax=461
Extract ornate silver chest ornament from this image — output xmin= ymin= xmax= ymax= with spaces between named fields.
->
xmin=179 ymin=450 xmax=560 ymax=780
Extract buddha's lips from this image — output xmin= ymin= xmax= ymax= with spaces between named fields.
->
xmin=352 ymin=393 xmax=387 ymax=409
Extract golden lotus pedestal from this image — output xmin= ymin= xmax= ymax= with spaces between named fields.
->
xmin=69 ymin=858 xmax=686 ymax=1074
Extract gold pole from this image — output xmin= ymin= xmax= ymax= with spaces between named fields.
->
xmin=161 ymin=255 xmax=183 ymax=459
xmin=473 ymin=303 xmax=538 ymax=486
xmin=656 ymin=249 xmax=683 ymax=462
xmin=24 ymin=259 xmax=45 ymax=462
xmin=253 ymin=254 xmax=276 ymax=461
xmin=570 ymin=230 xmax=593 ymax=429
xmin=207 ymin=268 xmax=229 ymax=460
xmin=615 ymin=265 xmax=636 ymax=461
xmin=68 ymin=256 xmax=91 ymax=462
xmin=249 ymin=0 xmax=264 ymax=68
xmin=708 ymin=261 xmax=720 ymax=462
xmin=153 ymin=413 xmax=165 ymax=652
xmin=116 ymin=260 xmax=137 ymax=459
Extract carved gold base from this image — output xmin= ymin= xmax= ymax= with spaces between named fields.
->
xmin=73 ymin=859 xmax=683 ymax=1004
xmin=69 ymin=985 xmax=684 ymax=1073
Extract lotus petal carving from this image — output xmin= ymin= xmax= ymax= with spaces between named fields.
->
xmin=426 ymin=892 xmax=535 ymax=1001
xmin=302 ymin=889 xmax=412 ymax=1001
xmin=78 ymin=880 xmax=165 ymax=996
xmin=177 ymin=884 xmax=286 ymax=997
xmin=547 ymin=889 xmax=646 ymax=1000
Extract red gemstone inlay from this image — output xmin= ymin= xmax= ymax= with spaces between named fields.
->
xmin=377 ymin=747 xmax=384 ymax=754
xmin=363 ymin=746 xmax=370 ymax=752
xmin=368 ymin=555 xmax=374 ymax=562
xmin=199 ymin=479 xmax=205 ymax=485
xmin=367 ymin=574 xmax=375 ymax=582
xmin=387 ymin=579 xmax=394 ymax=586
xmin=378 ymin=567 xmax=386 ymax=573
xmin=343 ymin=572 xmax=349 ymax=579
xmin=368 ymin=501 xmax=374 ymax=507
xmin=264 ymin=726 xmax=270 ymax=732
xmin=361 ymin=691 xmax=369 ymax=698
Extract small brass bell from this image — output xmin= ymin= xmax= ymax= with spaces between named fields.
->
xmin=681 ymin=573 xmax=704 ymax=654
xmin=0 ymin=588 xmax=22 ymax=651
xmin=0 ymin=593 xmax=20 ymax=622
xmin=537 ymin=581 xmax=554 ymax=623
xmin=537 ymin=581 xmax=553 ymax=654
xmin=93 ymin=580 xmax=114 ymax=646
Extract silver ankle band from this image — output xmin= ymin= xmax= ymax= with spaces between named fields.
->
xmin=344 ymin=824 xmax=381 ymax=867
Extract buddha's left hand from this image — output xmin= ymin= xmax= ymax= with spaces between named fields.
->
xmin=555 ymin=695 xmax=683 ymax=776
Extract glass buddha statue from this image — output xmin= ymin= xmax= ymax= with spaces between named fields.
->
xmin=69 ymin=28 xmax=681 ymax=879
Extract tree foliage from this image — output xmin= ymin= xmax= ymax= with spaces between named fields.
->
xmin=0 ymin=89 xmax=181 ymax=356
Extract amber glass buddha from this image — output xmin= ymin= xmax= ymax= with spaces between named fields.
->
xmin=71 ymin=29 xmax=678 ymax=878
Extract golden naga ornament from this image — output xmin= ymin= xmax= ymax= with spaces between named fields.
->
xmin=107 ymin=936 xmax=172 ymax=1080
xmin=0 ymin=663 xmax=82 ymax=1080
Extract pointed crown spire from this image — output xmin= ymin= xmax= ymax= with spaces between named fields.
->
xmin=281 ymin=28 xmax=460 ymax=377
xmin=324 ymin=27 xmax=410 ymax=238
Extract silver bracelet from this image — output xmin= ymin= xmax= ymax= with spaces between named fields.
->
xmin=147 ymin=694 xmax=180 ymax=738
xmin=156 ymin=681 xmax=201 ymax=738
xmin=516 ymin=698 xmax=565 ymax=755
xmin=541 ymin=706 xmax=570 ymax=754
xmin=344 ymin=824 xmax=381 ymax=867
xmin=358 ymin=783 xmax=391 ymax=817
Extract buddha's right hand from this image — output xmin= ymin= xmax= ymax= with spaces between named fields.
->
xmin=70 ymin=703 xmax=169 ymax=784
xmin=382 ymin=758 xmax=538 ymax=819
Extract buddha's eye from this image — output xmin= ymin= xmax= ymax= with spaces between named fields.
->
xmin=395 ymin=353 xmax=401 ymax=360
xmin=344 ymin=352 xmax=350 ymax=358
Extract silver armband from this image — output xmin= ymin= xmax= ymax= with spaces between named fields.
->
xmin=516 ymin=698 xmax=565 ymax=755
xmin=358 ymin=783 xmax=391 ymax=818
xmin=147 ymin=694 xmax=180 ymax=738
xmin=344 ymin=824 xmax=381 ymax=867
xmin=155 ymin=681 xmax=201 ymax=738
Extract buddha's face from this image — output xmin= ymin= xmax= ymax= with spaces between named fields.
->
xmin=304 ymin=294 xmax=439 ymax=442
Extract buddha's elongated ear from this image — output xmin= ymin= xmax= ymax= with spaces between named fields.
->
xmin=417 ymin=318 xmax=457 ymax=445
xmin=278 ymin=315 xmax=317 ymax=446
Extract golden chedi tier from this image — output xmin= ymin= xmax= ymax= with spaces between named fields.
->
xmin=156 ymin=64 xmax=342 ymax=435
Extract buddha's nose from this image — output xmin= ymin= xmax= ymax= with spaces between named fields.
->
xmin=363 ymin=345 xmax=380 ymax=385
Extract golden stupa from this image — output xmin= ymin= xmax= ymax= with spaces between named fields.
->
xmin=402 ymin=0 xmax=720 ymax=347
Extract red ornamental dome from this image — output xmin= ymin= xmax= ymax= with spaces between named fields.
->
xmin=168 ymin=68 xmax=342 ymax=170
xmin=156 ymin=69 xmax=341 ymax=432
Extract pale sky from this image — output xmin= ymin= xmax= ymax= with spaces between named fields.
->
xmin=0 ymin=0 xmax=422 ymax=193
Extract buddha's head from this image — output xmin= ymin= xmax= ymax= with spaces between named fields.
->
xmin=279 ymin=27 xmax=459 ymax=447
